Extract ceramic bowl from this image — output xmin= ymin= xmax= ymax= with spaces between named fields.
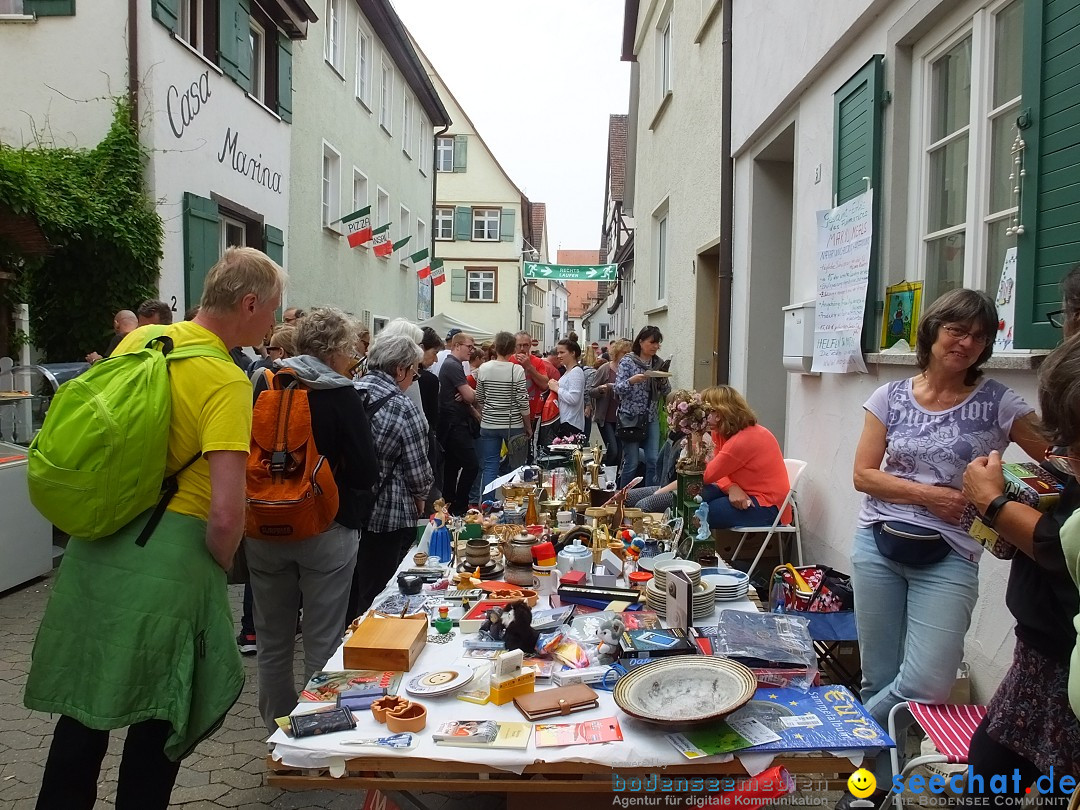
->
xmin=385 ymin=701 xmax=427 ymax=733
xmin=370 ymin=695 xmax=408 ymax=724
xmin=613 ymin=656 xmax=756 ymax=724
xmin=637 ymin=551 xmax=676 ymax=572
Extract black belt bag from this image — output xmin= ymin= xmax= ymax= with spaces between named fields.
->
xmin=872 ymin=520 xmax=951 ymax=566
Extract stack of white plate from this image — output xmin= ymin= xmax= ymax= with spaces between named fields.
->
xmin=700 ymin=568 xmax=750 ymax=601
xmin=651 ymin=559 xmax=702 ymax=591
xmin=644 ymin=577 xmax=716 ymax=619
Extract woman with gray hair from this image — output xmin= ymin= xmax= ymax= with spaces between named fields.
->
xmin=241 ymin=307 xmax=379 ymax=733
xmin=350 ymin=335 xmax=434 ymax=617
xmin=839 ymin=288 xmax=1045 ymax=807
xmin=367 ymin=318 xmax=427 ymax=426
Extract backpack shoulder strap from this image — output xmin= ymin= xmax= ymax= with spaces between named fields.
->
xmin=365 ymin=390 xmax=400 ymax=418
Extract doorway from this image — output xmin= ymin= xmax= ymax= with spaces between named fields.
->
xmin=695 ymin=250 xmax=719 ymax=389
xmin=746 ymin=123 xmax=795 ymax=447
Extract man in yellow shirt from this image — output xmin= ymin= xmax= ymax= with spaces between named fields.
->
xmin=27 ymin=247 xmax=285 ymax=809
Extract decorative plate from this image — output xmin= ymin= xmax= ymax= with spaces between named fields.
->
xmin=613 ymin=657 xmax=756 ymax=725
xmin=404 ymin=667 xmax=475 ymax=697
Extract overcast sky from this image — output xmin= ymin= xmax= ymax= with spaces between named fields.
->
xmin=391 ymin=0 xmax=631 ymax=254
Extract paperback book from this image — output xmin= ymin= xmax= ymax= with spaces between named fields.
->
xmin=666 ymin=718 xmax=780 ymax=759
xmin=534 ymin=717 xmax=624 ymax=748
xmin=432 ymin=720 xmax=532 ymax=749
xmin=299 ymin=670 xmax=403 ymax=703
xmin=618 ymin=627 xmax=696 ymax=658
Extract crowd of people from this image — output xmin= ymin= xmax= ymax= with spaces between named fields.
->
xmin=22 ymin=244 xmax=1080 ymax=807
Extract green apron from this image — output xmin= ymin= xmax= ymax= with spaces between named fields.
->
xmin=24 ymin=510 xmax=244 ymax=760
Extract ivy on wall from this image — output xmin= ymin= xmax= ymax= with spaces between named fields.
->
xmin=0 ymin=101 xmax=163 ymax=361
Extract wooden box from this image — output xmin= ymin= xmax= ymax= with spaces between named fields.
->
xmin=344 ymin=612 xmax=428 ymax=671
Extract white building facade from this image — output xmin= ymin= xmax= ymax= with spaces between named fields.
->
xmin=0 ymin=0 xmax=318 ymax=315
xmin=285 ymin=0 xmax=448 ymax=326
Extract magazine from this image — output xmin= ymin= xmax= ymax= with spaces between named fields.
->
xmin=666 ymin=718 xmax=780 ymax=759
xmin=432 ymin=720 xmax=532 ymax=749
xmin=534 ymin=717 xmax=624 ymax=748
xmin=299 ymin=670 xmax=403 ymax=702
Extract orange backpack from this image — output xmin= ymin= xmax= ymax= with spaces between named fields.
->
xmin=246 ymin=368 xmax=339 ymax=540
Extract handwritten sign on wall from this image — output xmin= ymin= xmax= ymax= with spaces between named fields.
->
xmin=812 ymin=191 xmax=872 ymax=373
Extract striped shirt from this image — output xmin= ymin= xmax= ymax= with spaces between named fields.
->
xmin=475 ymin=360 xmax=529 ymax=430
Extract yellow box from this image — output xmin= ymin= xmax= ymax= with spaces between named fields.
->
xmin=489 ymin=670 xmax=536 ymax=706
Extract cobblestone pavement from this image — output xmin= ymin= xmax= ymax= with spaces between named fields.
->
xmin=0 ymin=573 xmax=509 ymax=810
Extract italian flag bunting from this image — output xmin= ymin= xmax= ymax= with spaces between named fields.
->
xmin=410 ymin=248 xmax=431 ymax=277
xmin=340 ymin=206 xmax=372 ymax=247
xmin=371 ymin=223 xmax=392 ymax=257
xmin=429 ymin=258 xmax=446 ymax=286
xmin=391 ymin=235 xmax=411 ymax=255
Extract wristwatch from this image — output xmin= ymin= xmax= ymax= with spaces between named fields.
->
xmin=981 ymin=494 xmax=1011 ymax=528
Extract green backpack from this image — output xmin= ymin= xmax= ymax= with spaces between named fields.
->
xmin=27 ymin=326 xmax=233 ymax=541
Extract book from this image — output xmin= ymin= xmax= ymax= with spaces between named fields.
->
xmin=666 ymin=717 xmax=781 ymax=759
xmin=534 ymin=717 xmax=624 ymax=748
xmin=726 ymin=686 xmax=894 ymax=752
xmin=666 ymin=569 xmax=693 ymax=630
xmin=618 ymin=627 xmax=696 ymax=658
xmin=432 ymin=720 xmax=532 ymax=749
xmin=961 ymin=462 xmax=1066 ymax=559
xmin=530 ymin=605 xmax=575 ymax=630
xmin=299 ymin=670 xmax=403 ymax=702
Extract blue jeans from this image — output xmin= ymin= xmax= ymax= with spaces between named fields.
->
xmin=701 ymin=484 xmax=779 ymax=528
xmin=619 ymin=418 xmax=661 ymax=487
xmin=599 ymin=421 xmax=621 ymax=469
xmin=479 ymin=427 xmax=524 ymax=497
xmin=850 ymin=525 xmax=979 ymax=783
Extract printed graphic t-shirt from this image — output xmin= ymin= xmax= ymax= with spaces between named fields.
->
xmin=857 ymin=376 xmax=1034 ymax=562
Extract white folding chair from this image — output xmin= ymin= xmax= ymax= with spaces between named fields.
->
xmin=729 ymin=458 xmax=806 ymax=579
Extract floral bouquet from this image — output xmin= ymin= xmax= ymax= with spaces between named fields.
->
xmin=551 ymin=433 xmax=587 ymax=446
xmin=667 ymin=390 xmax=717 ymax=471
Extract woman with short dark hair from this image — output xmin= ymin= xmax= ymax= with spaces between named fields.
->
xmin=843 ymin=288 xmax=1045 ymax=805
xmin=547 ymin=338 xmax=585 ymax=439
xmin=615 ymin=326 xmax=670 ymax=486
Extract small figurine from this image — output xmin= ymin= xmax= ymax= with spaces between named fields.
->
xmin=479 ymin=607 xmax=506 ymax=642
xmin=694 ymin=500 xmax=712 ymax=543
xmin=428 ymin=501 xmax=453 ymax=563
xmin=596 ymin=616 xmax=626 ymax=662
xmin=502 ymin=601 xmax=540 ymax=655
xmin=621 ymin=529 xmax=645 ymax=561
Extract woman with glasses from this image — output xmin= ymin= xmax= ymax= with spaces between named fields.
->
xmin=242 ymin=307 xmax=380 ymax=732
xmin=957 ymin=266 xmax=1080 ymax=804
xmin=841 ymin=289 xmax=1045 ymax=808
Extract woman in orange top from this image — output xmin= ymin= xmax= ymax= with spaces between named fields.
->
xmin=701 ymin=386 xmax=790 ymax=529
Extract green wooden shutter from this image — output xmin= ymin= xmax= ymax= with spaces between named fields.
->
xmin=150 ymin=0 xmax=178 ymax=30
xmin=500 ymin=208 xmax=515 ymax=242
xmin=218 ymin=0 xmax=252 ymax=92
xmin=455 ymin=206 xmax=472 ymax=241
xmin=24 ymin=0 xmax=76 ymax=15
xmin=453 ymin=134 xmax=468 ymax=172
xmin=450 ymin=268 xmax=466 ymax=301
xmin=833 ymin=54 xmax=884 ymax=351
xmin=276 ymin=35 xmax=293 ymax=122
xmin=1014 ymin=0 xmax=1080 ymax=349
xmin=183 ymin=193 xmax=220 ymax=311
xmin=263 ymin=224 xmax=284 ymax=265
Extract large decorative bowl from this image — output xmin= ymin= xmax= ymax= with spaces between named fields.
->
xmin=613 ymin=656 xmax=756 ymax=725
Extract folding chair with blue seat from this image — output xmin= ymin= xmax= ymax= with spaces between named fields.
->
xmin=729 ymin=458 xmax=807 ymax=580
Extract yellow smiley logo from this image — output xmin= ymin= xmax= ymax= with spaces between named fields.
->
xmin=847 ymin=768 xmax=877 ymax=798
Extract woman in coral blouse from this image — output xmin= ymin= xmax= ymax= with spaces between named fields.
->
xmin=700 ymin=386 xmax=790 ymax=529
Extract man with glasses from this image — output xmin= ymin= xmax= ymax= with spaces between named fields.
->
xmin=438 ymin=332 xmax=480 ymax=515
xmin=282 ymin=307 xmax=305 ymax=325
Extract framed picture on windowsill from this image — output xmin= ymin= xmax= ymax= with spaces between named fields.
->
xmin=880 ymin=281 xmax=923 ymax=350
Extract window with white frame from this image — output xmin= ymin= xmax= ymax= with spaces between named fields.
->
xmin=398 ymin=205 xmax=411 ymax=258
xmin=402 ymin=90 xmax=413 ymax=157
xmin=178 ymin=0 xmax=205 ymax=53
xmin=379 ymin=59 xmax=394 ymax=132
xmin=352 ymin=169 xmax=368 ymax=214
xmin=221 ymin=215 xmax=247 ymax=254
xmin=916 ymin=0 xmax=1023 ymax=302
xmin=529 ymin=322 xmax=544 ymax=344
xmin=355 ymin=25 xmax=372 ymax=107
xmin=377 ymin=187 xmax=390 ymax=230
xmin=656 ymin=214 xmax=668 ymax=300
xmin=472 ymin=208 xmax=500 ymax=241
xmin=467 ymin=269 xmax=497 ymax=302
xmin=249 ymin=20 xmax=266 ymax=103
xmin=436 ymin=136 xmax=454 ymax=172
xmin=435 ymin=207 xmax=454 ymax=240
xmin=657 ymin=11 xmax=673 ymax=98
xmin=418 ymin=122 xmax=428 ymax=174
xmin=417 ymin=218 xmax=427 ymax=256
xmin=324 ymin=0 xmax=344 ymax=74
xmin=322 ymin=143 xmax=341 ymax=228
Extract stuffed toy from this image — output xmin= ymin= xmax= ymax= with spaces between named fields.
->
xmin=501 ymin=601 xmax=540 ymax=655
xmin=478 ymin=607 xmax=506 ymax=642
xmin=596 ymin=616 xmax=626 ymax=662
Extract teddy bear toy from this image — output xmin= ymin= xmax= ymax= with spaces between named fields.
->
xmin=596 ymin=616 xmax=626 ymax=662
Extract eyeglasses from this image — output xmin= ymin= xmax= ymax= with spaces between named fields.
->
xmin=412 ymin=371 xmax=421 ymax=382
xmin=941 ymin=324 xmax=991 ymax=346
xmin=267 ymin=346 xmax=284 ymax=355
xmin=1048 ymin=309 xmax=1067 ymax=329
xmin=1045 ymin=447 xmax=1080 ymax=477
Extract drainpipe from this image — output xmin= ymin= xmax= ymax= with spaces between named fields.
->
xmin=127 ymin=0 xmax=139 ymax=127
xmin=430 ymin=123 xmax=449 ymax=319
xmin=715 ymin=0 xmax=733 ymax=385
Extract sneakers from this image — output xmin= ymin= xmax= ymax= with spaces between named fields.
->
xmin=834 ymin=789 xmax=889 ymax=810
xmin=236 ymin=631 xmax=257 ymax=655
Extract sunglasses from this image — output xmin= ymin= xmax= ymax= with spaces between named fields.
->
xmin=1048 ymin=309 xmax=1067 ymax=329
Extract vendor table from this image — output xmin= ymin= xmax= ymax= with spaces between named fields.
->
xmin=266 ymin=539 xmax=881 ymax=807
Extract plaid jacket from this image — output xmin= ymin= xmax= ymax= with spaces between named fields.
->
xmin=355 ymin=371 xmax=434 ymax=532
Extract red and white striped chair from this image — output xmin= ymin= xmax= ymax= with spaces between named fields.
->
xmin=886 ymin=701 xmax=987 ymax=808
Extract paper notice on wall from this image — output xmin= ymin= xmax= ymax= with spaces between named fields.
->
xmin=993 ymin=247 xmax=1018 ymax=353
xmin=812 ymin=191 xmax=872 ymax=373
